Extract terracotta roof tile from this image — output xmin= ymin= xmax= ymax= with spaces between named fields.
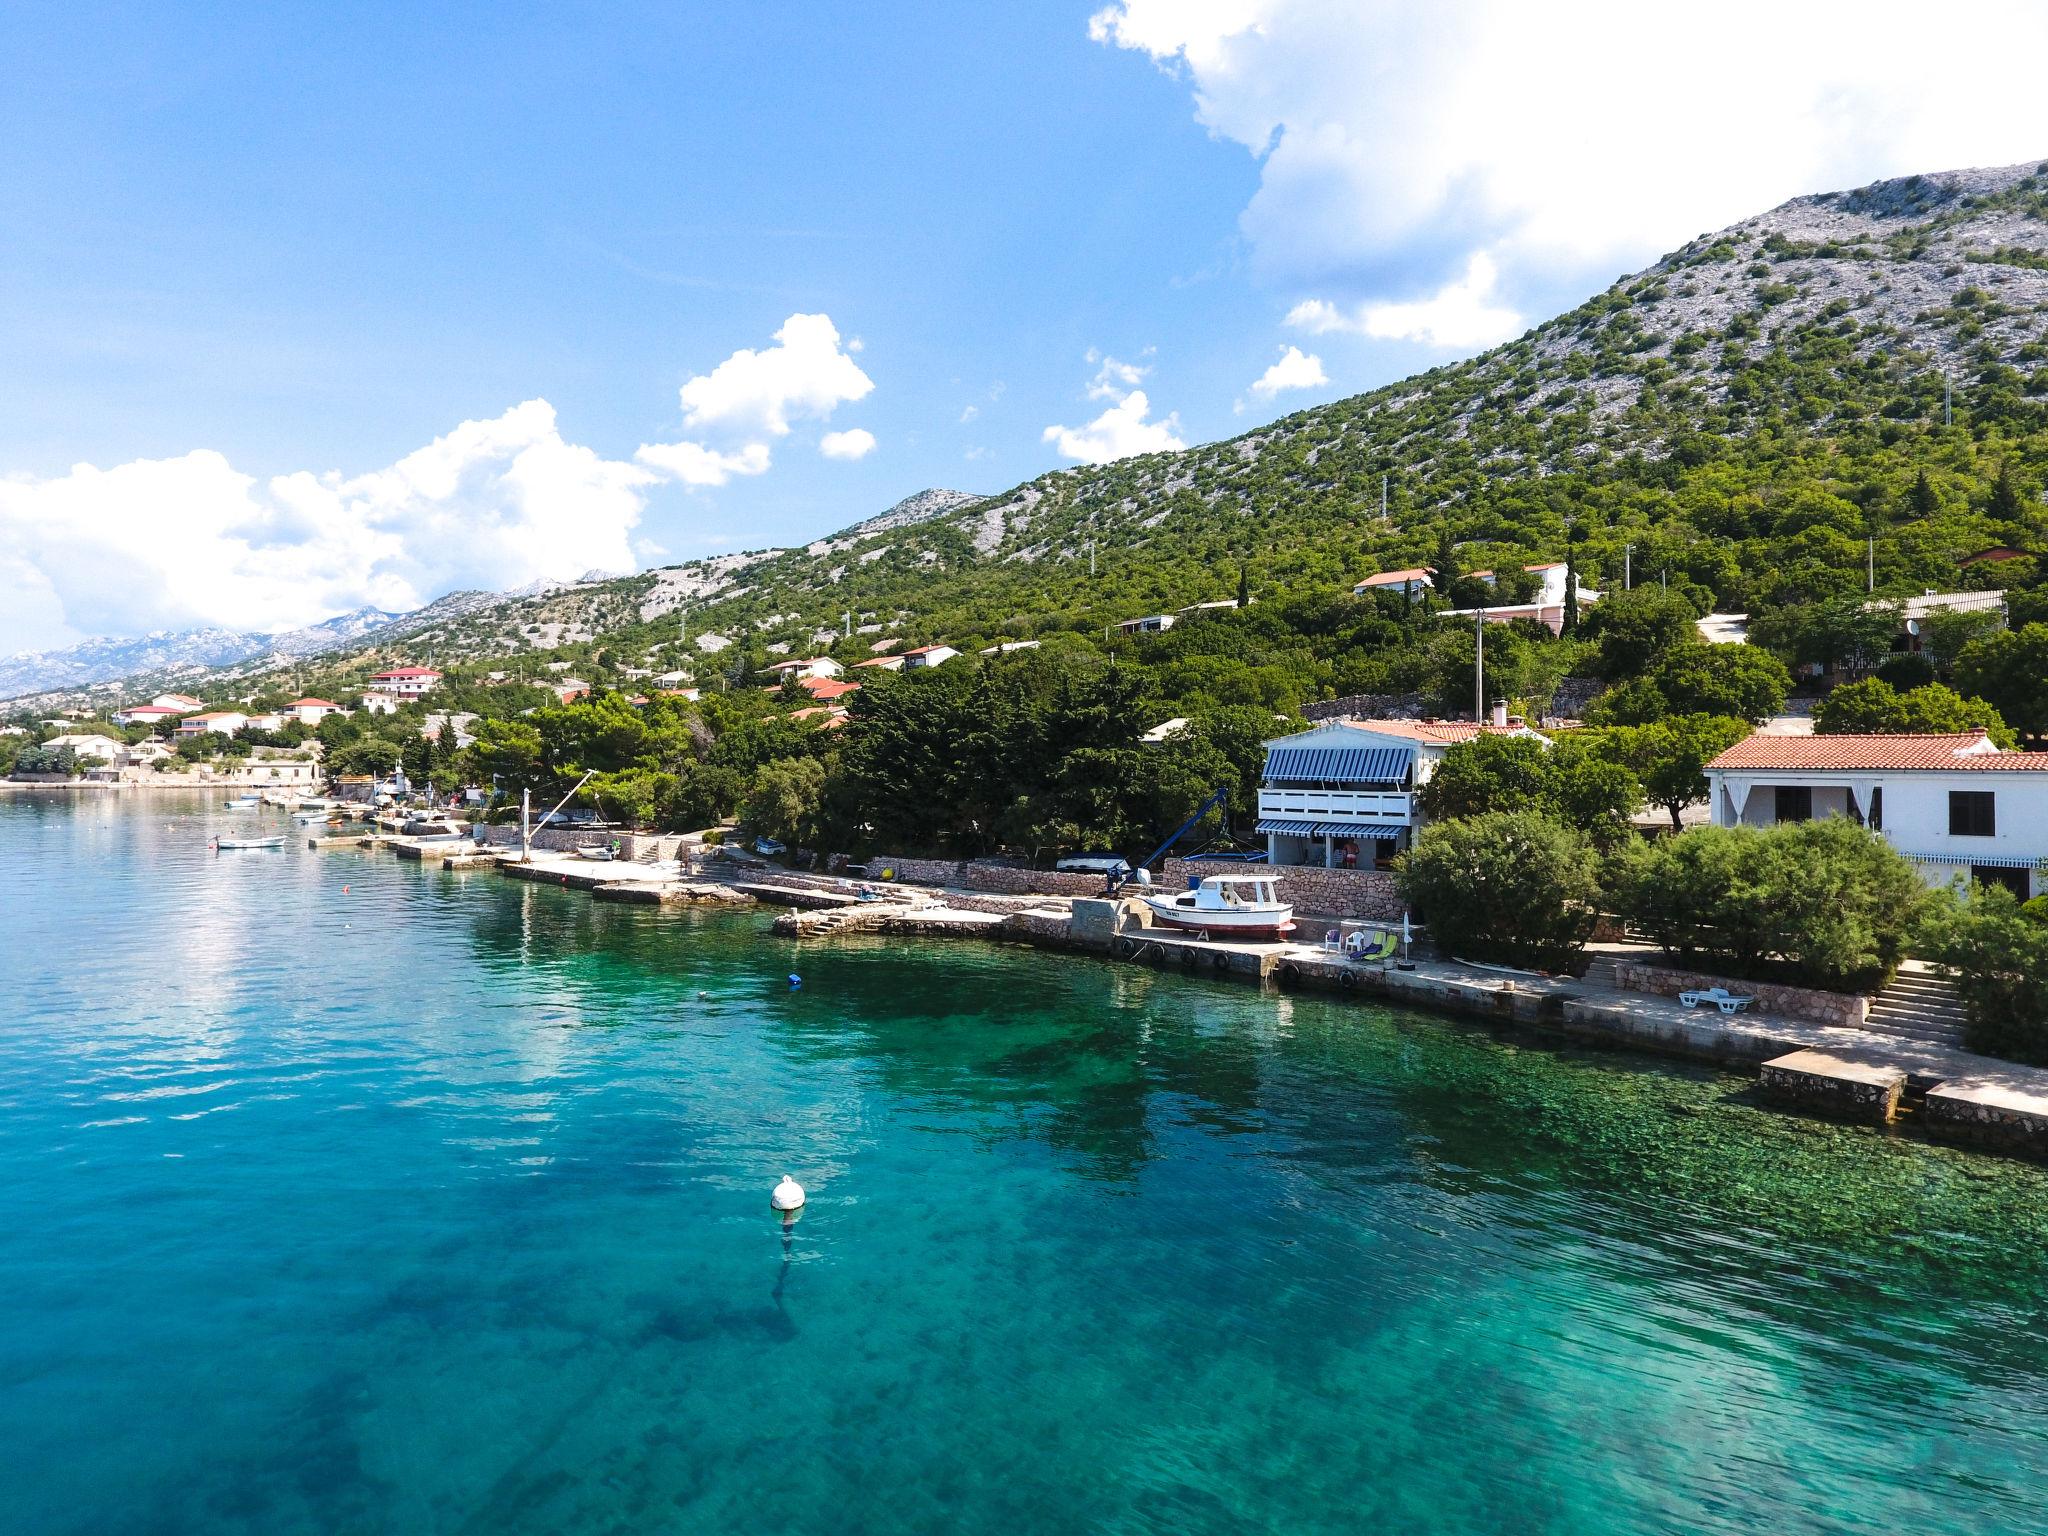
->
xmin=1707 ymin=732 xmax=2048 ymax=771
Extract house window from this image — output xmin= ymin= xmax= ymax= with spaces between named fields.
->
xmin=1949 ymin=791 xmax=1996 ymax=838
xmin=1973 ymin=865 xmax=2030 ymax=899
xmin=1774 ymin=786 xmax=1812 ymax=823
xmin=1868 ymin=785 xmax=1883 ymax=832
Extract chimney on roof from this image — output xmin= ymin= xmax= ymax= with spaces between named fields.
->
xmin=1490 ymin=701 xmax=1508 ymax=728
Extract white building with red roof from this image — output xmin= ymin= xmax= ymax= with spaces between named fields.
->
xmin=286 ymin=697 xmax=344 ymax=725
xmin=1257 ymin=717 xmax=1549 ymax=869
xmin=367 ymin=667 xmax=443 ymax=699
xmin=1445 ymin=562 xmax=1600 ymax=636
xmin=111 ymin=703 xmax=185 ymax=727
xmin=1705 ymin=730 xmax=2048 ymax=896
xmin=1352 ymin=567 xmax=1434 ymax=598
xmin=175 ymin=710 xmax=249 ymax=737
xmin=901 ymin=644 xmax=958 ymax=669
xmin=762 ymin=656 xmax=842 ymax=680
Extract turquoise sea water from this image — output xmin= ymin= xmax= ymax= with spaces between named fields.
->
xmin=6 ymin=794 xmax=2048 ymax=1534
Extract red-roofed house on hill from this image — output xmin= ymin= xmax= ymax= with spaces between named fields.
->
xmin=367 ymin=668 xmax=443 ymax=699
xmin=1446 ymin=562 xmax=1600 ymax=636
xmin=111 ymin=703 xmax=185 ymax=727
xmin=1705 ymin=731 xmax=2048 ymax=896
xmin=1352 ymin=567 xmax=1433 ymax=598
xmin=287 ymin=698 xmax=344 ymax=725
xmin=797 ymin=677 xmax=860 ymax=702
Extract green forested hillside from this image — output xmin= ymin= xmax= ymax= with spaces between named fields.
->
xmin=24 ymin=160 xmax=2048 ymax=859
xmin=619 ymin=159 xmax=2048 ymax=674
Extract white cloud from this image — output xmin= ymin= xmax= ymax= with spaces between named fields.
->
xmin=0 ymin=401 xmax=653 ymax=650
xmin=819 ymin=428 xmax=877 ymax=460
xmin=1286 ymin=253 xmax=1522 ymax=349
xmin=1248 ymin=344 xmax=1329 ymax=397
xmin=1092 ymin=1 xmax=2048 ymax=346
xmin=1086 ymin=349 xmax=1152 ymax=400
xmin=677 ymin=312 xmax=874 ymax=438
xmin=958 ymin=404 xmax=979 ymax=424
xmin=1087 ymin=0 xmax=1268 ymax=73
xmin=632 ymin=439 xmax=771 ymax=486
xmin=1042 ymin=390 xmax=1186 ymax=464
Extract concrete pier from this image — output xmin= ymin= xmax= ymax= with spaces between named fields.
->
xmin=591 ymin=880 xmax=756 ymax=907
xmin=1922 ymin=1076 xmax=2048 ymax=1157
xmin=1759 ymin=1050 xmax=1908 ymax=1125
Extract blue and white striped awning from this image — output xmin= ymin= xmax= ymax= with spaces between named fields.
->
xmin=1901 ymin=851 xmax=2040 ymax=869
xmin=1263 ymin=745 xmax=1413 ymax=784
xmin=1258 ymin=818 xmax=1413 ymax=837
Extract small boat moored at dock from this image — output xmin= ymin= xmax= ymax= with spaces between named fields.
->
xmin=1142 ymin=873 xmax=1294 ymax=940
xmin=574 ymin=844 xmax=619 ymax=861
xmin=213 ymin=835 xmax=286 ymax=850
xmin=223 ymin=796 xmax=261 ymax=810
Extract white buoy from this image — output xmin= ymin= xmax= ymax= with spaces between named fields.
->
xmin=771 ymin=1174 xmax=805 ymax=1212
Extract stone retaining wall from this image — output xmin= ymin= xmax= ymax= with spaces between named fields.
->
xmin=1613 ymin=958 xmax=1869 ymax=1028
xmin=867 ymin=856 xmax=1109 ymax=898
xmin=1301 ymin=692 xmax=1424 ymax=723
xmin=1162 ymin=859 xmax=1404 ymax=920
xmin=862 ymin=853 xmax=1404 ymax=917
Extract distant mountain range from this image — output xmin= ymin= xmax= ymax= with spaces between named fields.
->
xmin=0 ymin=607 xmax=414 ymax=699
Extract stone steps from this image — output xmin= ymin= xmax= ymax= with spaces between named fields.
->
xmin=1865 ymin=970 xmax=1972 ymax=1049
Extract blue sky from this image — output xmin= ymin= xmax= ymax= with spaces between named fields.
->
xmin=3 ymin=1 xmax=2045 ymax=652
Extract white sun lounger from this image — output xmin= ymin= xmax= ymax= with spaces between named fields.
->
xmin=1679 ymin=987 xmax=1755 ymax=1014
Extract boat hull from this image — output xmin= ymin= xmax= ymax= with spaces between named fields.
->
xmin=1143 ymin=904 xmax=1293 ymax=940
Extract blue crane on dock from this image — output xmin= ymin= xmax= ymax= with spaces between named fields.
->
xmin=1108 ymin=785 xmax=1230 ymax=896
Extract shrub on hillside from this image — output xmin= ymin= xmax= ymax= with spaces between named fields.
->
xmin=1608 ymin=819 xmax=1924 ymax=992
xmin=1585 ymin=641 xmax=1790 ymax=726
xmin=1918 ymin=880 xmax=2048 ymax=1064
xmin=1395 ymin=811 xmax=1602 ymax=973
xmin=1814 ymin=677 xmax=2014 ymax=744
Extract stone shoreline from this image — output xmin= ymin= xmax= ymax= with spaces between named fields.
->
xmin=336 ymin=834 xmax=2048 ymax=1164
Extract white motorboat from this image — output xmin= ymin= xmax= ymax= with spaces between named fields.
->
xmin=1142 ymin=873 xmax=1294 ymax=939
xmin=574 ymin=845 xmax=618 ymax=862
xmin=224 ymin=796 xmax=261 ymax=809
xmin=213 ymin=835 xmax=285 ymax=850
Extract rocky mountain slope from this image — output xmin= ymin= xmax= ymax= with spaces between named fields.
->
xmin=16 ymin=159 xmax=2048 ymax=709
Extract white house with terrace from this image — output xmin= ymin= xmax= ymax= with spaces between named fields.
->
xmin=1445 ymin=562 xmax=1601 ymax=636
xmin=367 ymin=667 xmax=442 ymax=699
xmin=1258 ymin=717 xmax=1550 ymax=871
xmin=1704 ymin=731 xmax=2048 ymax=898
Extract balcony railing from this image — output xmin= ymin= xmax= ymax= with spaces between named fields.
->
xmin=1258 ymin=787 xmax=1414 ymax=823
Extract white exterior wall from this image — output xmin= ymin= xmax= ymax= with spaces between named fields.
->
xmin=370 ymin=675 xmax=439 ymax=698
xmin=1709 ymin=767 xmax=2048 ymax=893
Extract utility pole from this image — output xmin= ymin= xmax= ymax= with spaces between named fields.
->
xmin=1624 ymin=544 xmax=1633 ymax=591
xmin=843 ymin=611 xmax=851 ymax=639
xmin=1867 ymin=536 xmax=1875 ymax=593
xmin=1089 ymin=539 xmax=1096 ymax=577
xmin=1944 ymin=372 xmax=1953 ymax=428
xmin=1380 ymin=474 xmax=1388 ymax=521
xmin=1474 ymin=609 xmax=1485 ymax=723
